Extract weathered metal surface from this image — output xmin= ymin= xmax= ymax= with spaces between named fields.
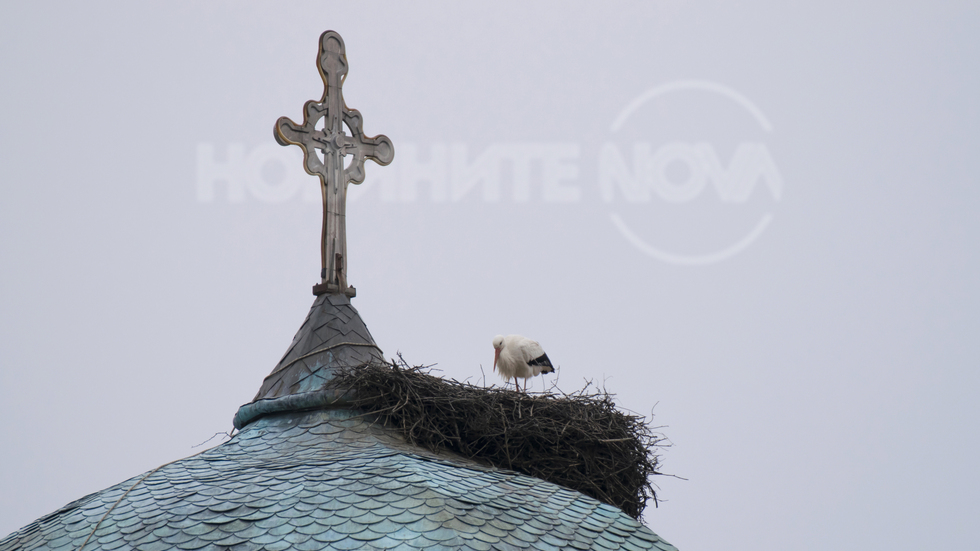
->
xmin=274 ymin=30 xmax=394 ymax=297
xmin=246 ymin=293 xmax=383 ymax=409
xmin=1 ymin=409 xmax=678 ymax=551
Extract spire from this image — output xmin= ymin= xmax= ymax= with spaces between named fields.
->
xmin=233 ymin=292 xmax=383 ymax=429
xmin=234 ymin=31 xmax=392 ymax=429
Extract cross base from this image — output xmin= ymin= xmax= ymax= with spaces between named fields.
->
xmin=312 ymin=282 xmax=356 ymax=298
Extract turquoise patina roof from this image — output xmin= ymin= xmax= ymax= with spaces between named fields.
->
xmin=1 ymin=296 xmax=679 ymax=551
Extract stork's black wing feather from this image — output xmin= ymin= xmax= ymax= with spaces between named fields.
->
xmin=528 ymin=353 xmax=554 ymax=373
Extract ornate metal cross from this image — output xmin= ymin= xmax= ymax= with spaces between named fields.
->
xmin=275 ymin=30 xmax=394 ymax=297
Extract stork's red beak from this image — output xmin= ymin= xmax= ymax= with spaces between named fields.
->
xmin=493 ymin=348 xmax=500 ymax=371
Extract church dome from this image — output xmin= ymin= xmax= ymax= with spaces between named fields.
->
xmin=1 ymin=296 xmax=677 ymax=551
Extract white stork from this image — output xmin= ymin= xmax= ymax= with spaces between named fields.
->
xmin=492 ymin=334 xmax=555 ymax=392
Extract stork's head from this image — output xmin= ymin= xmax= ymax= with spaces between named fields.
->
xmin=492 ymin=335 xmax=504 ymax=371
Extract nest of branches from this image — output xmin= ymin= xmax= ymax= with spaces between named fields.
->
xmin=330 ymin=360 xmax=667 ymax=519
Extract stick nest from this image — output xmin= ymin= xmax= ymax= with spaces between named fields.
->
xmin=331 ymin=360 xmax=667 ymax=519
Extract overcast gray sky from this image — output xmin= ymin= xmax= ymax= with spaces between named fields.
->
xmin=2 ymin=2 xmax=978 ymax=549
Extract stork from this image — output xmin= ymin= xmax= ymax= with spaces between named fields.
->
xmin=492 ymin=334 xmax=555 ymax=392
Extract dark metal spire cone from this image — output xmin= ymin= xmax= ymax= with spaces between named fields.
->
xmin=232 ymin=293 xmax=383 ymax=429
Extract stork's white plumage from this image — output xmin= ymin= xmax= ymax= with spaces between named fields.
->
xmin=492 ymin=334 xmax=555 ymax=391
